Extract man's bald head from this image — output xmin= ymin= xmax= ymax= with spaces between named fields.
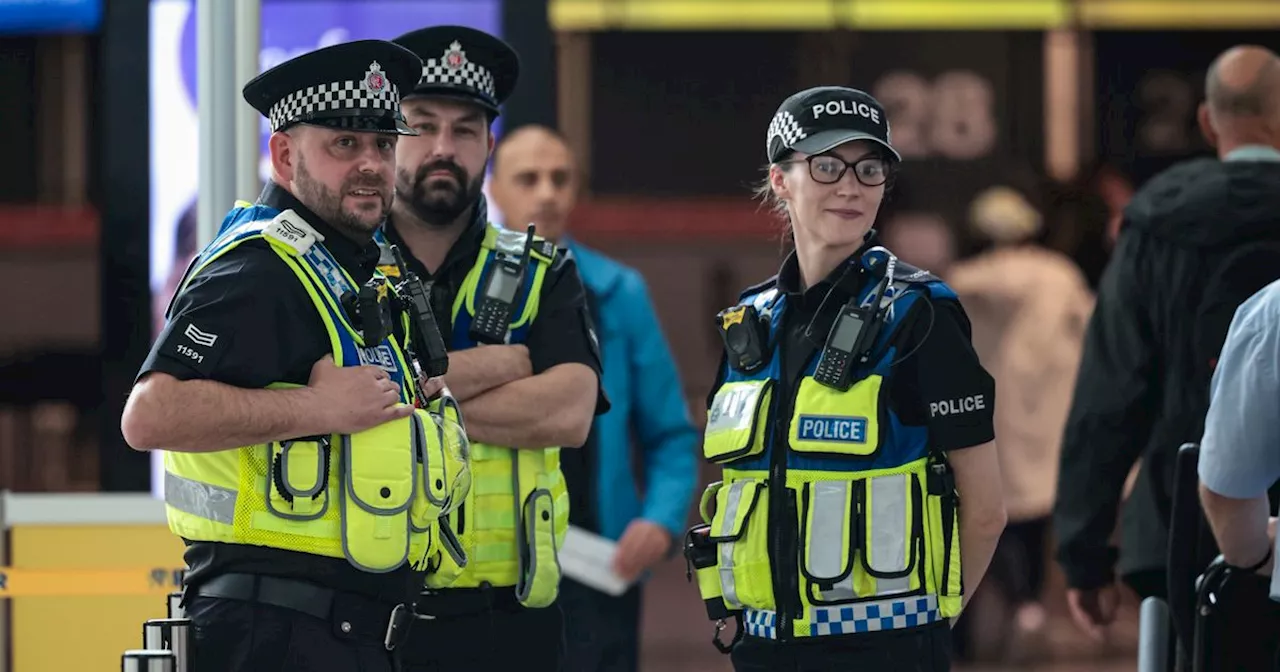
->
xmin=491 ymin=125 xmax=579 ymax=241
xmin=1206 ymin=45 xmax=1280 ymax=118
xmin=1200 ymin=45 xmax=1280 ymax=153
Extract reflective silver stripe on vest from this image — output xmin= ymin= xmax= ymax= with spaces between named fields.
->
xmin=715 ymin=480 xmax=752 ymax=609
xmin=806 ymin=481 xmax=856 ymax=602
xmin=867 ymin=473 xmax=910 ymax=594
xmin=165 ymin=471 xmax=237 ymax=525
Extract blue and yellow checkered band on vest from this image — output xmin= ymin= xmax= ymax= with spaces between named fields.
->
xmin=160 ymin=203 xmax=454 ymax=575
xmin=695 ymin=262 xmax=965 ymax=640
xmin=374 ymin=223 xmax=569 ymax=608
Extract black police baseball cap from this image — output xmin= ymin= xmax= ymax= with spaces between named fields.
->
xmin=766 ymin=86 xmax=901 ymax=163
xmin=243 ymin=40 xmax=423 ymax=136
xmin=392 ymin=25 xmax=520 ymax=116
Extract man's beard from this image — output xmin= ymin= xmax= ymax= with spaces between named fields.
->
xmin=396 ymin=159 xmax=486 ymax=228
xmin=294 ymin=157 xmax=391 ymax=238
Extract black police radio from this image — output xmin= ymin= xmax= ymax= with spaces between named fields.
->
xmin=813 ymin=249 xmax=896 ymax=391
xmin=388 ymin=245 xmax=451 ymax=379
xmin=470 ymin=224 xmax=536 ymax=345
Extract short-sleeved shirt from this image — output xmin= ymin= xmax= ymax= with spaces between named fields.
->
xmin=139 ymin=182 xmax=424 ymax=605
xmin=714 ymin=247 xmax=996 ymax=453
xmin=382 ymin=200 xmax=609 ymax=414
xmin=1199 ymin=279 xmax=1280 ymax=499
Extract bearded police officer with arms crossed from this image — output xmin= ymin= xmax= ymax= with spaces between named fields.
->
xmin=376 ymin=26 xmax=606 ymax=671
xmin=686 ymin=86 xmax=1006 ymax=670
xmin=121 ymin=40 xmax=471 ymax=672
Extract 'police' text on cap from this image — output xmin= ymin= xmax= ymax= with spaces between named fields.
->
xmin=766 ymin=86 xmax=901 ymax=163
xmin=393 ymin=25 xmax=520 ymax=116
xmin=242 ymin=39 xmax=424 ymax=135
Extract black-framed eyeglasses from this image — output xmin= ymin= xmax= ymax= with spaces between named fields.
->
xmin=780 ymin=154 xmax=891 ymax=187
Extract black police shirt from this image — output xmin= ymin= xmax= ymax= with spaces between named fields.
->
xmin=765 ymin=247 xmax=996 ymax=453
xmin=139 ymin=182 xmax=424 ymax=605
xmin=382 ymin=201 xmax=607 ymax=409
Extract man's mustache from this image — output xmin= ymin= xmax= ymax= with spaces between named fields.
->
xmin=416 ymin=161 xmax=467 ymax=187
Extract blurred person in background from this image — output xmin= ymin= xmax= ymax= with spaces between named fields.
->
xmin=382 ymin=26 xmax=607 ymax=672
xmin=688 ymin=86 xmax=1005 ymax=671
xmin=1054 ymin=44 xmax=1280 ymax=643
xmin=948 ymin=186 xmax=1094 ymax=662
xmin=879 ymin=211 xmax=957 ymax=279
xmin=489 ymin=123 xmax=699 ymax=672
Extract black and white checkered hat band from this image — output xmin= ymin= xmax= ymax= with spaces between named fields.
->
xmin=421 ymin=57 xmax=496 ymax=99
xmin=767 ymin=110 xmax=807 ymax=153
xmin=268 ymin=80 xmax=401 ymax=131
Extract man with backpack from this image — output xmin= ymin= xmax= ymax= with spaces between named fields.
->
xmin=1053 ymin=44 xmax=1280 ymax=642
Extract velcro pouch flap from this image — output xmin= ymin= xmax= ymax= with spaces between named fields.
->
xmin=340 ymin=416 xmax=416 ymax=572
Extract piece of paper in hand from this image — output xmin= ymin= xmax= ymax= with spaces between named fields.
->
xmin=560 ymin=525 xmax=631 ymax=597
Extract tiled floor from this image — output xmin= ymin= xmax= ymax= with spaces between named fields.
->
xmin=634 ymin=555 xmax=1141 ymax=672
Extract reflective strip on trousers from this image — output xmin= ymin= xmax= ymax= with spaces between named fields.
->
xmin=165 ymin=471 xmax=237 ymax=525
xmin=715 ymin=480 xmax=752 ymax=609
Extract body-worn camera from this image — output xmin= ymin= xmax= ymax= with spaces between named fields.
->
xmin=717 ymin=305 xmax=770 ymax=374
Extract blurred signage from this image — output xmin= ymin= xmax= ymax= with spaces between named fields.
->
xmin=147 ymin=0 xmax=502 ymax=499
xmin=0 ymin=0 xmax=101 ymax=33
xmin=871 ymin=69 xmax=999 ymax=162
xmin=1093 ymin=31 xmax=1278 ymax=186
xmin=844 ymin=32 xmax=1041 ymax=237
xmin=551 ymin=0 xmax=1280 ymax=30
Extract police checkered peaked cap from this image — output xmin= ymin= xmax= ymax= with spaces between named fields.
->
xmin=242 ymin=39 xmax=424 ymax=135
xmin=393 ymin=25 xmax=520 ymax=115
xmin=766 ymin=86 xmax=901 ymax=163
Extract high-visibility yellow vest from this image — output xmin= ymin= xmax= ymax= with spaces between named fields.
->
xmin=163 ymin=205 xmax=468 ymax=574
xmin=692 ymin=256 xmax=964 ymax=642
xmin=376 ymin=222 xmax=568 ymax=608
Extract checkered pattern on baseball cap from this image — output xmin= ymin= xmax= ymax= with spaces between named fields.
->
xmin=242 ymin=40 xmax=423 ymax=135
xmin=394 ymin=25 xmax=520 ymax=116
xmin=766 ymin=86 xmax=901 ymax=163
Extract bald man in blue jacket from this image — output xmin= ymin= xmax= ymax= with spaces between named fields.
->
xmin=490 ymin=124 xmax=699 ymax=672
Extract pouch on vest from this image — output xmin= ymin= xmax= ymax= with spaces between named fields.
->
xmin=798 ymin=470 xmax=925 ymax=607
xmin=266 ymin=437 xmax=330 ymax=521
xmin=705 ymin=479 xmax=772 ymax=610
xmin=341 ymin=416 xmax=417 ymax=573
xmin=410 ymin=404 xmax=471 ymax=533
xmin=926 ymin=473 xmax=963 ymax=617
xmin=788 ymin=376 xmax=883 ymax=457
xmin=424 ymin=521 xmax=469 ymax=589
xmin=684 ymin=523 xmax=732 ymax=621
xmin=514 ymin=450 xmax=561 ymax=609
xmin=704 ymin=380 xmax=773 ymax=463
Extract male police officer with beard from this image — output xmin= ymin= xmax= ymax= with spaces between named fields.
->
xmin=374 ymin=25 xmax=608 ymax=671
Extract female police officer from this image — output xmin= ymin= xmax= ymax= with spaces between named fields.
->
xmin=685 ymin=86 xmax=1008 ymax=670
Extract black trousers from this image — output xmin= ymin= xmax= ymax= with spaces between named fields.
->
xmin=559 ymin=578 xmax=643 ymax=672
xmin=398 ymin=598 xmax=566 ymax=671
xmin=730 ymin=623 xmax=952 ymax=672
xmin=186 ymin=595 xmax=399 ymax=672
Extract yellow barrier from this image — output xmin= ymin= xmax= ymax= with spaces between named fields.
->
xmin=0 ymin=566 xmax=185 ymax=597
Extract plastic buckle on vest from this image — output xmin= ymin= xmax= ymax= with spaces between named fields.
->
xmin=384 ymin=603 xmax=411 ymax=651
xmin=712 ymin=615 xmax=743 ymax=654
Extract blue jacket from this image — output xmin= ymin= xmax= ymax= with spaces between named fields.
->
xmin=567 ymin=239 xmax=699 ymax=543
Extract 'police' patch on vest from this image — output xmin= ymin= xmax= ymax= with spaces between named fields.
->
xmin=357 ymin=344 xmax=398 ymax=372
xmin=796 ymin=415 xmax=868 ymax=443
